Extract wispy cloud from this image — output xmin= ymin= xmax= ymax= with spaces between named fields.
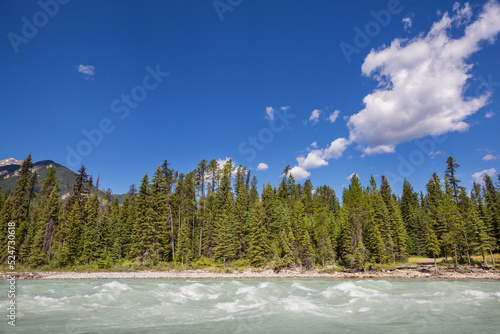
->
xmin=265 ymin=106 xmax=274 ymax=121
xmin=75 ymin=64 xmax=95 ymax=80
xmin=402 ymin=16 xmax=412 ymax=32
xmin=483 ymin=154 xmax=499 ymax=161
xmin=327 ymin=110 xmax=340 ymax=123
xmin=472 ymin=168 xmax=497 ymax=183
xmin=429 ymin=150 xmax=444 ymax=159
xmin=485 ymin=111 xmax=495 ymax=118
xmin=309 ymin=109 xmax=321 ymax=124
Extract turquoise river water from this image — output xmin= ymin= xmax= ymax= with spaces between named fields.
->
xmin=0 ymin=278 xmax=499 ymax=333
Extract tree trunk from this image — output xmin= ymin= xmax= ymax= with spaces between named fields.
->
xmin=481 ymin=247 xmax=487 ymax=266
xmin=490 ymin=249 xmax=496 ymax=267
xmin=444 ymin=246 xmax=448 ymax=263
xmin=199 ymin=225 xmax=203 ymax=257
xmin=168 ymin=206 xmax=175 ymax=259
xmin=192 ymin=212 xmax=195 ymax=256
xmin=434 ymin=256 xmax=437 ymax=273
xmin=454 ymin=245 xmax=458 ymax=267
xmin=178 ymin=206 xmax=181 ymax=238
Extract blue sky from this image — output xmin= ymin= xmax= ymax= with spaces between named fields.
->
xmin=1 ymin=0 xmax=499 ymax=195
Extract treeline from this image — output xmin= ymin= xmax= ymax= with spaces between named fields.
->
xmin=1 ymin=153 xmax=499 ymax=269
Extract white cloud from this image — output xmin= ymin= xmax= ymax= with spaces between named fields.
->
xmin=75 ymin=64 xmax=95 ymax=79
xmin=485 ymin=111 xmax=494 ymax=118
xmin=265 ymin=106 xmax=274 ymax=120
xmin=402 ymin=17 xmax=412 ymax=32
xmin=327 ymin=110 xmax=340 ymax=123
xmin=280 ymin=106 xmax=290 ymax=111
xmin=297 ymin=150 xmax=328 ymax=169
xmin=483 ymin=154 xmax=498 ymax=161
xmin=472 ymin=168 xmax=497 ymax=183
xmin=347 ymin=1 xmax=500 ymax=156
xmin=429 ymin=150 xmax=444 ymax=159
xmin=309 ymin=109 xmax=321 ymax=124
xmin=256 ymin=163 xmax=269 ymax=171
xmin=429 ymin=150 xmax=444 ymax=156
xmin=346 ymin=173 xmax=356 ymax=181
xmin=289 ymin=166 xmax=311 ymax=180
xmin=217 ymin=157 xmax=233 ymax=169
xmin=323 ymin=137 xmax=350 ymax=160
xmin=310 ymin=141 xmax=318 ymax=148
xmin=291 ymin=137 xmax=349 ymax=177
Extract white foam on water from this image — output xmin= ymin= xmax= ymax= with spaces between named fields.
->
xmin=236 ymin=285 xmax=257 ymax=295
xmin=173 ymin=282 xmax=220 ymax=301
xmin=464 ymin=290 xmax=491 ymax=298
xmin=258 ymin=282 xmax=269 ymax=289
xmin=359 ymin=307 xmax=370 ymax=313
xmin=83 ymin=292 xmax=116 ymax=302
xmin=32 ymin=295 xmax=68 ymax=307
xmin=215 ymin=298 xmax=265 ymax=314
xmin=291 ymin=282 xmax=315 ymax=292
xmin=99 ymin=281 xmax=130 ymax=293
xmin=414 ymin=300 xmax=431 ymax=304
xmin=326 ymin=281 xmax=383 ymax=298
xmin=281 ymin=295 xmax=327 ymax=317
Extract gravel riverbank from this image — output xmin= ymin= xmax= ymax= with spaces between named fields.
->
xmin=3 ymin=266 xmax=499 ymax=280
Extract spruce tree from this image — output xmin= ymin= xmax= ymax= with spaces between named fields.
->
xmin=59 ymin=203 xmax=82 ymax=266
xmin=177 ymin=218 xmax=192 ymax=264
xmin=249 ymin=201 xmax=267 ymax=266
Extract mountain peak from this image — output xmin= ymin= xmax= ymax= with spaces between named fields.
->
xmin=0 ymin=158 xmax=23 ymax=166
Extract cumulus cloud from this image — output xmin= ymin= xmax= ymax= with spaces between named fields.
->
xmin=311 ymin=141 xmax=318 ymax=148
xmin=289 ymin=1 xmax=500 ymax=180
xmin=472 ymin=168 xmax=497 ymax=183
xmin=483 ymin=154 xmax=498 ymax=161
xmin=256 ymin=163 xmax=269 ymax=171
xmin=327 ymin=110 xmax=341 ymax=123
xmin=289 ymin=166 xmax=311 ymax=180
xmin=485 ymin=111 xmax=495 ymax=118
xmin=348 ymin=1 xmax=500 ymax=155
xmin=265 ymin=106 xmax=274 ymax=120
xmin=309 ymin=109 xmax=321 ymax=124
xmin=75 ymin=64 xmax=95 ymax=79
xmin=291 ymin=138 xmax=349 ymax=179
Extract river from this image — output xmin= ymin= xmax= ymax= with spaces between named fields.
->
xmin=1 ymin=279 xmax=499 ymax=333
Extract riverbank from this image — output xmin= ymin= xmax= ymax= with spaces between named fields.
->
xmin=2 ymin=265 xmax=499 ymax=280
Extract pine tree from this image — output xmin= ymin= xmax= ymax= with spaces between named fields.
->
xmin=0 ymin=197 xmax=12 ymax=262
xmin=213 ymin=160 xmax=235 ymax=265
xmin=427 ymin=222 xmax=440 ymax=272
xmin=82 ymin=193 xmax=100 ymax=263
xmin=134 ymin=173 xmax=158 ymax=264
xmin=250 ymin=201 xmax=267 ymax=266
xmin=177 ymin=218 xmax=192 ymax=264
xmin=445 ymin=156 xmax=461 ymax=203
xmin=483 ymin=174 xmax=500 ymax=249
xmin=58 ymin=203 xmax=82 ymax=266
xmin=11 ymin=153 xmax=33 ymax=222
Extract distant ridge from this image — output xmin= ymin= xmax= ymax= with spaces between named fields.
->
xmin=0 ymin=158 xmax=125 ymax=203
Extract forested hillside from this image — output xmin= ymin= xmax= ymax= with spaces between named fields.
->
xmin=1 ymin=153 xmax=499 ymax=270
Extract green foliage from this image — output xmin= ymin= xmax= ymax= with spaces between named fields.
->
xmin=7 ymin=155 xmax=500 ymax=271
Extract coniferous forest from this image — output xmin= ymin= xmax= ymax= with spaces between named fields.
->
xmin=2 ymin=153 xmax=499 ymax=270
